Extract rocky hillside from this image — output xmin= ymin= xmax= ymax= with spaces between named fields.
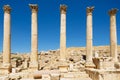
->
xmin=0 ymin=45 xmax=120 ymax=70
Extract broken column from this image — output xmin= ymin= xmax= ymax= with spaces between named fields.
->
xmin=85 ymin=7 xmax=95 ymax=68
xmin=1 ymin=5 xmax=12 ymax=74
xmin=60 ymin=4 xmax=67 ymax=61
xmin=109 ymin=8 xmax=118 ymax=62
xmin=29 ymin=4 xmax=39 ymax=70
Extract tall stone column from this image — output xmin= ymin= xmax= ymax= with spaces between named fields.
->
xmin=85 ymin=7 xmax=95 ymax=68
xmin=109 ymin=8 xmax=118 ymax=62
xmin=2 ymin=5 xmax=11 ymax=73
xmin=29 ymin=4 xmax=39 ymax=70
xmin=60 ymin=5 xmax=67 ymax=61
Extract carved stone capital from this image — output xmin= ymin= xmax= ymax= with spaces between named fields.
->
xmin=3 ymin=5 xmax=11 ymax=14
xmin=60 ymin=4 xmax=67 ymax=14
xmin=29 ymin=4 xmax=38 ymax=13
xmin=109 ymin=8 xmax=118 ymax=16
xmin=86 ymin=6 xmax=94 ymax=15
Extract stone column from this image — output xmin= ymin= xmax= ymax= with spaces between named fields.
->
xmin=29 ymin=4 xmax=39 ymax=70
xmin=2 ymin=5 xmax=12 ymax=73
xmin=85 ymin=7 xmax=95 ymax=68
xmin=109 ymin=8 xmax=118 ymax=62
xmin=60 ymin=5 xmax=67 ymax=61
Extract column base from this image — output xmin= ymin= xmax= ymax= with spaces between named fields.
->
xmin=58 ymin=65 xmax=69 ymax=72
xmin=58 ymin=60 xmax=68 ymax=72
xmin=0 ymin=63 xmax=12 ymax=75
xmin=29 ymin=61 xmax=39 ymax=71
xmin=85 ymin=61 xmax=95 ymax=68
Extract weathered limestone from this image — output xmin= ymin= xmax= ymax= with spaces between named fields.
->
xmin=86 ymin=68 xmax=120 ymax=80
xmin=93 ymin=57 xmax=114 ymax=69
xmin=51 ymin=73 xmax=60 ymax=80
xmin=0 ymin=76 xmax=9 ymax=80
xmin=85 ymin=6 xmax=95 ymax=68
xmin=29 ymin=4 xmax=39 ymax=70
xmin=58 ymin=65 xmax=69 ymax=72
xmin=60 ymin=4 xmax=67 ymax=61
xmin=108 ymin=8 xmax=118 ymax=62
xmin=42 ymin=74 xmax=51 ymax=80
xmin=60 ymin=72 xmax=92 ymax=80
xmin=0 ymin=5 xmax=12 ymax=74
xmin=58 ymin=5 xmax=69 ymax=72
xmin=23 ymin=59 xmax=29 ymax=69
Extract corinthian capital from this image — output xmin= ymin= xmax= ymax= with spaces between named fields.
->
xmin=109 ymin=8 xmax=118 ymax=16
xmin=29 ymin=4 xmax=38 ymax=13
xmin=60 ymin=4 xmax=67 ymax=14
xmin=86 ymin=6 xmax=94 ymax=15
xmin=3 ymin=5 xmax=11 ymax=14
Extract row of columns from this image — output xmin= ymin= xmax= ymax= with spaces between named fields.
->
xmin=86 ymin=7 xmax=118 ymax=67
xmin=1 ymin=4 xmax=39 ymax=73
xmin=0 ymin=4 xmax=119 ymax=73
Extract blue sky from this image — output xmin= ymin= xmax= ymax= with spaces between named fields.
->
xmin=0 ymin=0 xmax=120 ymax=53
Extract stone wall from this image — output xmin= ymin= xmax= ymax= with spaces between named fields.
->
xmin=86 ymin=68 xmax=120 ymax=80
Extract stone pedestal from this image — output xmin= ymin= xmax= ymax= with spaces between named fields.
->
xmin=109 ymin=8 xmax=118 ymax=62
xmin=0 ymin=5 xmax=12 ymax=74
xmin=42 ymin=74 xmax=51 ymax=80
xmin=29 ymin=4 xmax=39 ymax=70
xmin=93 ymin=57 xmax=114 ymax=69
xmin=85 ymin=6 xmax=95 ymax=68
xmin=29 ymin=62 xmax=39 ymax=71
xmin=60 ymin=5 xmax=67 ymax=61
xmin=58 ymin=65 xmax=69 ymax=72
xmin=86 ymin=68 xmax=120 ymax=80
xmin=50 ymin=73 xmax=60 ymax=80
xmin=0 ymin=63 xmax=12 ymax=74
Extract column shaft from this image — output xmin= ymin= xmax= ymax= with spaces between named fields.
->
xmin=60 ymin=5 xmax=67 ymax=61
xmin=2 ymin=5 xmax=12 ymax=74
xmin=31 ymin=11 xmax=38 ymax=62
xmin=29 ymin=4 xmax=38 ymax=70
xmin=86 ymin=14 xmax=92 ymax=62
xmin=3 ymin=11 xmax=11 ymax=64
xmin=86 ymin=7 xmax=95 ymax=68
xmin=109 ymin=9 xmax=118 ymax=62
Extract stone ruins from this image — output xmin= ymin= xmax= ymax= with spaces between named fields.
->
xmin=0 ymin=4 xmax=120 ymax=80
